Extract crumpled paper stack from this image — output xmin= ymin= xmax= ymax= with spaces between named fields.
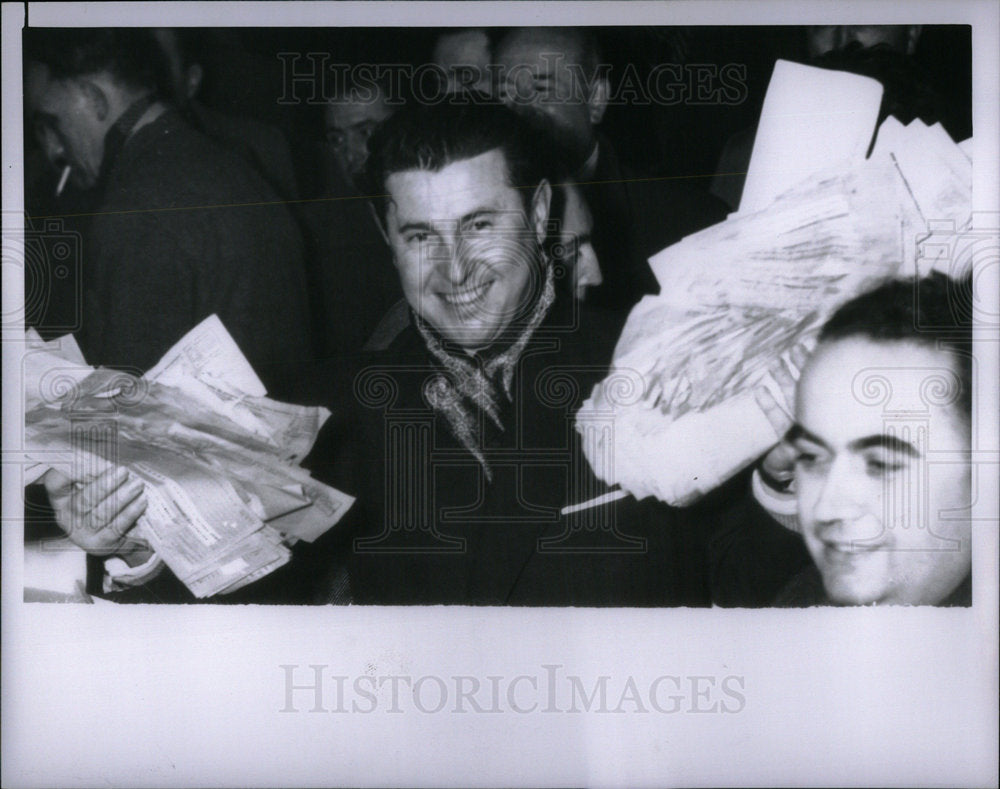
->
xmin=576 ymin=60 xmax=973 ymax=506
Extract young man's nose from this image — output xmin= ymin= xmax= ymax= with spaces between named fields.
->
xmin=811 ymin=458 xmax=866 ymax=529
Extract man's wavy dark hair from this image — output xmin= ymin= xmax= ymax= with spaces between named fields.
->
xmin=364 ymin=95 xmax=556 ymax=225
xmin=819 ymin=271 xmax=974 ymax=424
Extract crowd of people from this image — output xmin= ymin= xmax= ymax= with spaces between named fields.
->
xmin=23 ymin=26 xmax=974 ymax=607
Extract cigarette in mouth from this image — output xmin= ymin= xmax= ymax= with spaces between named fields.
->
xmin=55 ymin=165 xmax=71 ymax=198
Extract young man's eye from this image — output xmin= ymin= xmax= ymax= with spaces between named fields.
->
xmin=793 ymin=448 xmax=827 ymax=470
xmin=471 ymin=219 xmax=492 ymax=231
xmin=406 ymin=232 xmax=428 ymax=244
xmin=865 ymin=456 xmax=906 ymax=476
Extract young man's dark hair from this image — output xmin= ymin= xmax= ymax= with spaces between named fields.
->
xmin=364 ymin=95 xmax=549 ymax=223
xmin=818 ymin=271 xmax=973 ymax=422
xmin=24 ymin=28 xmax=160 ymax=93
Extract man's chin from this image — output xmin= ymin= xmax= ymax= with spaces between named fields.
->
xmin=438 ymin=326 xmax=497 ymax=352
xmin=821 ymin=573 xmax=888 ymax=606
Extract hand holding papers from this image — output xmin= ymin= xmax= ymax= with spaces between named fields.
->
xmin=576 ymin=61 xmax=972 ymax=506
xmin=25 ymin=316 xmax=354 ymax=598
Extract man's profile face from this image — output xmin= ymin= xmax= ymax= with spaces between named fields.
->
xmin=324 ymin=97 xmax=394 ymax=189
xmin=384 ymin=148 xmax=550 ymax=351
xmin=26 ymin=63 xmax=106 ymax=190
xmin=494 ymin=29 xmax=603 ymax=167
xmin=792 ymin=338 xmax=971 ymax=605
xmin=555 ymin=185 xmax=601 ymax=300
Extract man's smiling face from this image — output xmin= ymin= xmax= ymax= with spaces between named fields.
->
xmin=792 ymin=338 xmax=972 ymax=605
xmin=384 ymin=148 xmax=550 ymax=351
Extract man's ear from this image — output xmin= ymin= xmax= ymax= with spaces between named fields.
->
xmin=905 ymin=25 xmax=922 ymax=56
xmin=530 ymin=179 xmax=552 ymax=247
xmin=587 ymin=74 xmax=610 ymax=126
xmin=77 ymin=79 xmax=110 ymax=123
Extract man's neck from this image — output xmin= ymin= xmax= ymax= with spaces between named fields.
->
xmin=107 ymin=93 xmax=166 ymax=145
xmin=128 ymin=100 xmax=168 ymax=139
xmin=99 ymin=94 xmax=167 ymax=183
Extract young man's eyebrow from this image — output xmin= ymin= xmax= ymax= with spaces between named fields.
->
xmin=785 ymin=423 xmax=827 ymax=447
xmin=848 ymin=434 xmax=922 ymax=457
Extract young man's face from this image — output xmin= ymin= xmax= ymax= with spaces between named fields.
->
xmin=26 ymin=63 xmax=106 ymax=190
xmin=792 ymin=338 xmax=971 ymax=605
xmin=384 ymin=148 xmax=550 ymax=351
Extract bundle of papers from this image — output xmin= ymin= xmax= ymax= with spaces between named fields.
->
xmin=576 ymin=60 xmax=972 ymax=506
xmin=24 ymin=315 xmax=354 ymax=598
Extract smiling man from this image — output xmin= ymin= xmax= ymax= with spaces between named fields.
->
xmin=295 ymin=101 xmax=712 ymax=606
xmin=383 ymin=145 xmax=550 ymax=353
xmin=773 ymin=274 xmax=973 ymax=606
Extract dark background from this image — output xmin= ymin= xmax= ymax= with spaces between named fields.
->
xmin=109 ymin=25 xmax=973 ymax=199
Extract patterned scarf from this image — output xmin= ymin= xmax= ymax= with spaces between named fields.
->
xmin=417 ymin=263 xmax=556 ymax=481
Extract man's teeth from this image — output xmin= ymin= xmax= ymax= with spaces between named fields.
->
xmin=825 ymin=541 xmax=880 ymax=554
xmin=444 ymin=281 xmax=489 ymax=305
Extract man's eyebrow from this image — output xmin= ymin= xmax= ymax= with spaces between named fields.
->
xmin=785 ymin=423 xmax=827 ymax=447
xmin=396 ymin=208 xmax=500 ymax=235
xmin=848 ymin=435 xmax=922 ymax=457
xmin=461 ymin=207 xmax=500 ymax=221
xmin=395 ymin=219 xmax=434 ymax=235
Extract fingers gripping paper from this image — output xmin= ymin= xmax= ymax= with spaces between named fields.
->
xmin=576 ymin=62 xmax=972 ymax=506
xmin=24 ymin=316 xmax=354 ymax=598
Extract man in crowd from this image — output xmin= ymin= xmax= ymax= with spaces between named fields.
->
xmin=712 ymin=273 xmax=973 ymax=606
xmin=299 ymin=101 xmax=712 ymax=605
xmin=494 ymin=27 xmax=727 ymax=310
xmin=301 ymin=69 xmax=403 ymax=357
xmin=430 ymin=28 xmax=493 ymax=95
xmin=548 ymin=182 xmax=603 ymax=302
xmin=51 ymin=100 xmax=713 ymax=606
xmin=779 ymin=274 xmax=972 ymax=605
xmin=25 ymin=28 xmax=314 ymax=379
xmin=25 ymin=28 xmax=315 ymax=600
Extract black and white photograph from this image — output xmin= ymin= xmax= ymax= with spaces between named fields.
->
xmin=3 ymin=1 xmax=998 ymax=786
